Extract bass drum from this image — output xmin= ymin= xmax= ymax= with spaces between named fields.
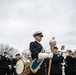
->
xmin=16 ymin=59 xmax=31 ymax=75
xmin=16 ymin=59 xmax=24 ymax=75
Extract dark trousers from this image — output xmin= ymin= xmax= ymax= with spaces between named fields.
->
xmin=1 ymin=68 xmax=10 ymax=75
xmin=9 ymin=68 xmax=14 ymax=75
xmin=0 ymin=68 xmax=2 ymax=75
xmin=65 ymin=73 xmax=76 ymax=75
xmin=13 ymin=68 xmax=17 ymax=75
xmin=51 ymin=73 xmax=62 ymax=75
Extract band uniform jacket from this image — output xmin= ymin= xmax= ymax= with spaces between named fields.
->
xmin=9 ymin=58 xmax=15 ymax=69
xmin=13 ymin=58 xmax=20 ymax=75
xmin=1 ymin=56 xmax=10 ymax=69
xmin=9 ymin=58 xmax=16 ymax=74
xmin=0 ymin=55 xmax=2 ymax=67
xmin=29 ymin=41 xmax=48 ymax=75
xmin=0 ymin=55 xmax=2 ymax=73
xmin=51 ymin=54 xmax=64 ymax=75
xmin=65 ymin=56 xmax=76 ymax=75
xmin=12 ymin=58 xmax=18 ymax=67
xmin=74 ymin=57 xmax=76 ymax=74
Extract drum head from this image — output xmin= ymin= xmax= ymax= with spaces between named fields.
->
xmin=16 ymin=59 xmax=24 ymax=74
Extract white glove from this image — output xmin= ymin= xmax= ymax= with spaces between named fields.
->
xmin=38 ymin=53 xmax=53 ymax=59
xmin=8 ymin=65 xmax=11 ymax=67
xmin=14 ymin=66 xmax=16 ymax=68
xmin=5 ymin=55 xmax=8 ymax=58
xmin=62 ymin=53 xmax=67 ymax=59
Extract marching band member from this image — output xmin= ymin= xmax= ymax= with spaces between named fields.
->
xmin=29 ymin=31 xmax=54 ymax=75
xmin=9 ymin=55 xmax=14 ymax=75
xmin=13 ymin=53 xmax=21 ymax=75
xmin=65 ymin=50 xmax=76 ymax=75
xmin=50 ymin=47 xmax=64 ymax=75
xmin=0 ymin=55 xmax=2 ymax=75
xmin=1 ymin=51 xmax=10 ymax=75
xmin=73 ymin=51 xmax=76 ymax=75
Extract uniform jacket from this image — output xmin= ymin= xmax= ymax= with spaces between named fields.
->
xmin=1 ymin=56 xmax=10 ymax=69
xmin=30 ymin=41 xmax=43 ymax=59
xmin=74 ymin=57 xmax=76 ymax=73
xmin=51 ymin=54 xmax=64 ymax=74
xmin=0 ymin=55 xmax=2 ymax=66
xmin=65 ymin=56 xmax=76 ymax=73
xmin=9 ymin=58 xmax=16 ymax=69
xmin=12 ymin=58 xmax=19 ymax=67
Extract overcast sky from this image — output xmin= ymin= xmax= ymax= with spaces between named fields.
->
xmin=0 ymin=0 xmax=76 ymax=52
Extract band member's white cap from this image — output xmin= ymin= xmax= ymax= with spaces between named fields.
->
xmin=33 ymin=31 xmax=43 ymax=37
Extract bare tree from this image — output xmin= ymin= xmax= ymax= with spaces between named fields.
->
xmin=0 ymin=43 xmax=19 ymax=56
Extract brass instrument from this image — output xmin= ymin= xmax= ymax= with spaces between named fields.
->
xmin=72 ymin=51 xmax=76 ymax=58
xmin=66 ymin=50 xmax=76 ymax=58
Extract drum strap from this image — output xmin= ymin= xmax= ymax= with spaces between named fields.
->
xmin=30 ymin=58 xmax=44 ymax=73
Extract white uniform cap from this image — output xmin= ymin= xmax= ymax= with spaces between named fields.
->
xmin=33 ymin=31 xmax=43 ymax=37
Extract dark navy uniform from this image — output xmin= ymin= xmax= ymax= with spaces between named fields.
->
xmin=29 ymin=41 xmax=48 ymax=75
xmin=65 ymin=56 xmax=76 ymax=75
xmin=0 ymin=55 xmax=2 ymax=75
xmin=9 ymin=58 xmax=15 ymax=75
xmin=74 ymin=57 xmax=76 ymax=74
xmin=50 ymin=54 xmax=64 ymax=75
xmin=13 ymin=58 xmax=19 ymax=75
xmin=1 ymin=56 xmax=10 ymax=75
